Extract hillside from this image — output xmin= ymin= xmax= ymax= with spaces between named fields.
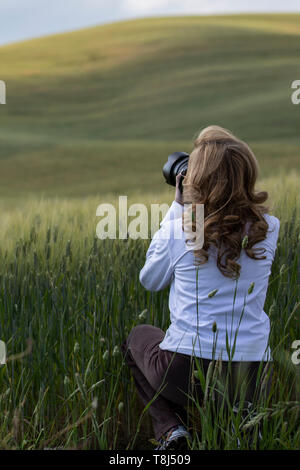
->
xmin=0 ymin=14 xmax=299 ymax=198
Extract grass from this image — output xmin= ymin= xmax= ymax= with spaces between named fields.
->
xmin=0 ymin=174 xmax=299 ymax=449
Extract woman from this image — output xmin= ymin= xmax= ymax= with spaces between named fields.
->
xmin=121 ymin=125 xmax=280 ymax=450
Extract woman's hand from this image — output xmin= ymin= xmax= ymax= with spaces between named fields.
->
xmin=175 ymin=173 xmax=184 ymax=205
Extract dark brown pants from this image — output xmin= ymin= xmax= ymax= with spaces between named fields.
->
xmin=121 ymin=324 xmax=273 ymax=441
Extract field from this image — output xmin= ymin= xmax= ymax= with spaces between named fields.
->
xmin=0 ymin=14 xmax=299 ymax=449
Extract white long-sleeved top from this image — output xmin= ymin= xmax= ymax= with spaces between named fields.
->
xmin=139 ymin=201 xmax=280 ymax=361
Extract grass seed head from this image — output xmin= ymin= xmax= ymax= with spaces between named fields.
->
xmin=242 ymin=235 xmax=248 ymax=249
xmin=64 ymin=375 xmax=70 ymax=386
xmin=112 ymin=346 xmax=120 ymax=357
xmin=280 ymin=264 xmax=286 ymax=276
xmin=138 ymin=309 xmax=148 ymax=321
xmin=208 ymin=289 xmax=218 ymax=298
xmin=102 ymin=350 xmax=109 ymax=360
xmin=248 ymin=282 xmax=255 ymax=295
xmin=91 ymin=397 xmax=98 ymax=410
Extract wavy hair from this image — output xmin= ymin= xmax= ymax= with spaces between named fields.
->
xmin=182 ymin=125 xmax=269 ymax=279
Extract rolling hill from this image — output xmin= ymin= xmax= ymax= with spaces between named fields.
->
xmin=0 ymin=14 xmax=299 ymax=198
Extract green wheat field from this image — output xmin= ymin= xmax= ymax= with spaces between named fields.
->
xmin=0 ymin=14 xmax=299 ymax=449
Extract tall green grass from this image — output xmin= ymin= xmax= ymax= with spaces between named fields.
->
xmin=0 ymin=174 xmax=299 ymax=449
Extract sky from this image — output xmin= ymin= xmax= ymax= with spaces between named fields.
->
xmin=0 ymin=0 xmax=299 ymax=46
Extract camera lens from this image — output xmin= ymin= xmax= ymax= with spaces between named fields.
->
xmin=162 ymin=152 xmax=189 ymax=187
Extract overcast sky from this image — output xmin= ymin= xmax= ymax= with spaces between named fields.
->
xmin=0 ymin=0 xmax=299 ymax=46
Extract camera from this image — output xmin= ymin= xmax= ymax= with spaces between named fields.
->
xmin=162 ymin=151 xmax=189 ymax=192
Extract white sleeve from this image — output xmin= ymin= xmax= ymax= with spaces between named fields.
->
xmin=139 ymin=201 xmax=183 ymax=292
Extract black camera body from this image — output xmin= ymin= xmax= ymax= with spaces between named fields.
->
xmin=162 ymin=151 xmax=189 ymax=192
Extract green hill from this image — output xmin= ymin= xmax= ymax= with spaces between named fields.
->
xmin=0 ymin=14 xmax=299 ymax=198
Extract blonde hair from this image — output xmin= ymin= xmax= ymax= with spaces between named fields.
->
xmin=182 ymin=125 xmax=268 ymax=278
